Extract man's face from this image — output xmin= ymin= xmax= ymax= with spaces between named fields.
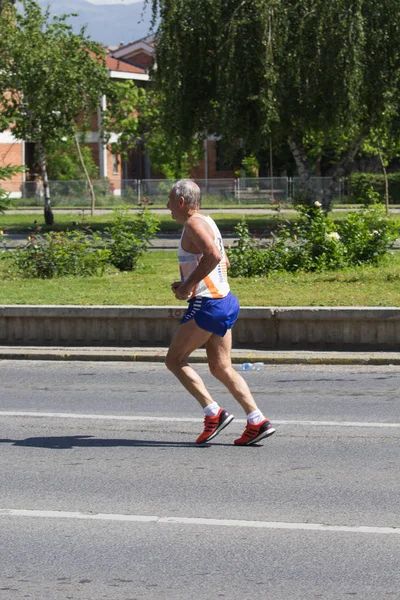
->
xmin=167 ymin=190 xmax=184 ymax=222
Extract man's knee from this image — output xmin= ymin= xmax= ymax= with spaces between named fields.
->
xmin=165 ymin=353 xmax=176 ymax=372
xmin=209 ymin=361 xmax=231 ymax=380
xmin=165 ymin=351 xmax=185 ymax=373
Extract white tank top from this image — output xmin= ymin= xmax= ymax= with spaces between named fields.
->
xmin=178 ymin=214 xmax=230 ymax=299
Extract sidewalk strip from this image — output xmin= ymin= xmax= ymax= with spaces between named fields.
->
xmin=0 ymin=508 xmax=398 ymax=535
xmin=0 ymin=411 xmax=399 ymax=428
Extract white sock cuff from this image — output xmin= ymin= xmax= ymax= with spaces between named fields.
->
xmin=247 ymin=409 xmax=265 ymax=424
xmin=203 ymin=401 xmax=220 ymax=417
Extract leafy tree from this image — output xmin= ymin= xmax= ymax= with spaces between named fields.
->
xmin=0 ymin=0 xmax=112 ymax=223
xmin=146 ymin=0 xmax=400 ymax=207
xmin=104 ymin=81 xmax=147 ymax=161
xmin=46 ymin=138 xmax=99 ymax=181
xmin=360 ymin=106 xmax=400 ymax=214
xmin=105 ymin=81 xmax=203 ymax=179
xmin=0 ymin=0 xmax=15 ymax=18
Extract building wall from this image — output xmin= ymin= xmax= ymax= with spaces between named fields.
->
xmin=0 ymin=135 xmax=24 ymax=195
xmin=123 ymin=51 xmax=153 ymax=69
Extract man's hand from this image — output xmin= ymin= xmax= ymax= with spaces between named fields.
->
xmin=171 ymin=281 xmax=181 ymax=292
xmin=171 ymin=281 xmax=192 ymax=300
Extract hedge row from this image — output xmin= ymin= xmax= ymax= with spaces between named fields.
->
xmin=348 ymin=172 xmax=400 ymax=204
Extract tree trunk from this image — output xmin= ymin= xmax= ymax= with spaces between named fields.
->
xmin=287 ymin=136 xmax=315 ymax=203
xmin=75 ymin=134 xmax=96 ymax=216
xmin=37 ymin=140 xmax=54 ymax=225
xmin=322 ymin=132 xmax=366 ymax=211
xmin=378 ymin=148 xmax=389 ymax=217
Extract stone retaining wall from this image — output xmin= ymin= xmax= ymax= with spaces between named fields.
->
xmin=0 ymin=305 xmax=399 ymax=350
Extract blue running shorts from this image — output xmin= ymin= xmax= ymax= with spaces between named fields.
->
xmin=180 ymin=292 xmax=240 ymax=337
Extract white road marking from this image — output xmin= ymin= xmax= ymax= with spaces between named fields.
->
xmin=0 ymin=508 xmax=398 ymax=535
xmin=0 ymin=411 xmax=399 ymax=428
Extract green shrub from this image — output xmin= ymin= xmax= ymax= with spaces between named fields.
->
xmin=227 ymin=201 xmax=397 ymax=277
xmin=227 ymin=221 xmax=266 ymax=277
xmin=289 ymin=204 xmax=347 ymax=272
xmin=338 ymin=204 xmax=398 ymax=265
xmin=348 ymin=172 xmax=400 ymax=204
xmin=11 ymin=230 xmax=110 ymax=278
xmin=0 ymin=188 xmax=11 ymax=213
xmin=106 ymin=206 xmax=160 ymax=271
xmin=0 ymin=165 xmax=22 ymax=213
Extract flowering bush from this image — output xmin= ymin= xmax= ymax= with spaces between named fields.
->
xmin=227 ymin=199 xmax=398 ymax=278
xmin=9 ymin=206 xmax=160 ymax=279
xmin=12 ymin=231 xmax=110 ymax=278
xmin=338 ymin=204 xmax=397 ymax=265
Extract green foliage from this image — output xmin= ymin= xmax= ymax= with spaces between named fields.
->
xmin=105 ymin=82 xmax=203 ymax=179
xmin=106 ymin=206 xmax=160 ymax=271
xmin=46 ymin=139 xmax=99 ymax=181
xmin=147 ymin=0 xmax=400 ymax=205
xmin=0 ymin=0 xmax=112 ymax=142
xmin=0 ymin=190 xmax=10 ymax=213
xmin=289 ymin=205 xmax=347 ymax=272
xmin=145 ymin=124 xmax=203 ymax=179
xmin=348 ymin=173 xmax=400 ymax=204
xmin=240 ymin=154 xmax=259 ymax=177
xmin=104 ymin=81 xmax=147 ymax=159
xmin=0 ymin=165 xmax=24 ymax=212
xmin=11 ymin=231 xmax=110 ymax=278
xmin=0 ymin=0 xmax=112 ymax=218
xmin=8 ymin=206 xmax=160 ymax=278
xmin=227 ymin=200 xmax=397 ymax=277
xmin=338 ymin=204 xmax=398 ymax=265
xmin=226 ymin=221 xmax=265 ymax=277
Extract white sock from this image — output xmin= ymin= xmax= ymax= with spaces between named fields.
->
xmin=204 ymin=401 xmax=220 ymax=417
xmin=247 ymin=409 xmax=265 ymax=424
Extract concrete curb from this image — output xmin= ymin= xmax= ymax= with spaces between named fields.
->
xmin=1 ymin=305 xmax=400 ymax=350
xmin=1 ymin=347 xmax=400 ymax=365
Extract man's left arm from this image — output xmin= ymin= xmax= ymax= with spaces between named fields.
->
xmin=174 ymin=220 xmax=221 ymax=300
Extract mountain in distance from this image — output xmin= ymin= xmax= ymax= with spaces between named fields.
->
xmin=36 ymin=0 xmax=157 ymax=46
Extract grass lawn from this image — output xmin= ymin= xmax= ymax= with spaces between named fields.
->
xmin=0 ymin=210 xmax=297 ymax=235
xmin=1 ymin=249 xmax=399 ymax=306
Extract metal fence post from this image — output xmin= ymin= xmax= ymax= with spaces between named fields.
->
xmin=288 ymin=177 xmax=293 ymax=201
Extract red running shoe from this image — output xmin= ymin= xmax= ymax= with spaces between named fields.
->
xmin=196 ymin=408 xmax=234 ymax=444
xmin=234 ymin=419 xmax=275 ymax=445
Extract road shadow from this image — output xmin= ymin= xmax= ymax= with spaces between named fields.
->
xmin=0 ymin=436 xmax=261 ymax=449
xmin=0 ymin=435 xmax=214 ymax=449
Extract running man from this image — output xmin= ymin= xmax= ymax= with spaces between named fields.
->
xmin=165 ymin=179 xmax=275 ymax=445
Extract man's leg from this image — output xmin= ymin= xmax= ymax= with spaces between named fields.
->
xmin=165 ymin=318 xmax=215 ymax=408
xmin=205 ymin=329 xmax=258 ymax=415
xmin=206 ymin=330 xmax=275 ymax=445
xmin=166 ymin=319 xmax=235 ymax=443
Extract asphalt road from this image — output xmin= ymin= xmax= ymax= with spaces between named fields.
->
xmin=0 ymin=361 xmax=399 ymax=600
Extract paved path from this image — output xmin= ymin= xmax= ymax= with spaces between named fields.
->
xmin=1 ymin=346 xmax=400 ymax=365
xmin=0 ymin=360 xmax=399 ymax=599
xmin=3 ymin=231 xmax=400 ymax=250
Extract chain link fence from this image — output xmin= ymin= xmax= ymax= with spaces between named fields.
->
xmin=3 ymin=177 xmax=346 ymax=208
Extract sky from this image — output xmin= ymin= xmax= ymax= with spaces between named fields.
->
xmin=86 ymin=0 xmax=143 ymax=3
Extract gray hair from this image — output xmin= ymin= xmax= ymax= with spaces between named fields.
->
xmin=171 ymin=179 xmax=201 ymax=209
